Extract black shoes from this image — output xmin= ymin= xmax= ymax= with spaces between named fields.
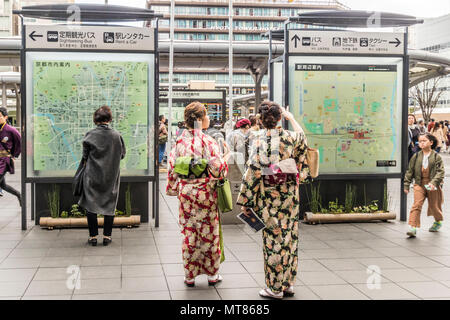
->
xmin=87 ymin=237 xmax=97 ymax=246
xmin=103 ymin=237 xmax=112 ymax=246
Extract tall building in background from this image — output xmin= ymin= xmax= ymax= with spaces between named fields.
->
xmin=0 ymin=0 xmax=17 ymax=37
xmin=411 ymin=14 xmax=450 ymax=116
xmin=146 ymin=0 xmax=349 ymax=95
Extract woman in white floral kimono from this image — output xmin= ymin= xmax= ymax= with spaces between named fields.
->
xmin=166 ymin=101 xmax=229 ymax=287
xmin=237 ymin=101 xmax=309 ymax=299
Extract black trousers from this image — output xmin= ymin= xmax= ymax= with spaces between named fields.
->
xmin=0 ymin=172 xmax=21 ymax=199
xmin=87 ymin=212 xmax=114 ymax=237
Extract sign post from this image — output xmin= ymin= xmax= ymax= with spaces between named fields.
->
xmin=15 ymin=4 xmax=161 ymax=230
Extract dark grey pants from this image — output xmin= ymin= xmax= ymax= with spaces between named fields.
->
xmin=87 ymin=212 xmax=114 ymax=237
xmin=0 ymin=172 xmax=20 ymax=199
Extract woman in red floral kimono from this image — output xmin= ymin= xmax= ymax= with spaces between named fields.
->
xmin=166 ymin=101 xmax=229 ymax=287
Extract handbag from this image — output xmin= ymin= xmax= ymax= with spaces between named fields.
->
xmin=218 ymin=214 xmax=225 ymax=263
xmin=158 ymin=134 xmax=168 ymax=145
xmin=306 ymin=148 xmax=319 ymax=178
xmin=216 ymin=178 xmax=233 ymax=213
xmin=72 ymin=158 xmax=86 ymax=197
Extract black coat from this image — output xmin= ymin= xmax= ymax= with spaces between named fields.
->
xmin=78 ymin=125 xmax=126 ymax=216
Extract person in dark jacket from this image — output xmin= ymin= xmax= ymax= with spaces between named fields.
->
xmin=0 ymin=107 xmax=21 ymax=206
xmin=78 ymin=106 xmax=126 ymax=246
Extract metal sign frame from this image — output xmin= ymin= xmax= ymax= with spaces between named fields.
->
xmin=283 ymin=26 xmax=409 ymax=220
xmin=19 ymin=21 xmax=160 ymax=230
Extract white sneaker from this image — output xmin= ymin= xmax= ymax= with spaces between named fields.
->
xmin=259 ymin=288 xmax=283 ymax=299
xmin=207 ymin=274 xmax=223 ymax=285
xmin=0 ymin=190 xmax=4 ymax=197
xmin=406 ymin=227 xmax=417 ymax=238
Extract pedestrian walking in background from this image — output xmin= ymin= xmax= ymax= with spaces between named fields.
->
xmin=428 ymin=118 xmax=436 ymax=132
xmin=166 ymin=101 xmax=230 ymax=287
xmin=0 ymin=107 xmax=21 ymax=206
xmin=417 ymin=119 xmax=426 ymax=134
xmin=78 ymin=106 xmax=126 ymax=246
xmin=158 ymin=115 xmax=168 ymax=164
xmin=227 ymin=118 xmax=251 ymax=172
xmin=249 ymin=115 xmax=259 ymax=132
xmin=176 ymin=121 xmax=186 ymax=138
xmin=408 ymin=114 xmax=420 ymax=161
xmin=430 ymin=122 xmax=445 ymax=153
xmin=404 ymin=133 xmax=444 ymax=238
xmin=237 ymin=101 xmax=309 ymax=299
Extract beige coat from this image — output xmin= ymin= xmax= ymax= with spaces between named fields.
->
xmin=431 ymin=128 xmax=445 ymax=148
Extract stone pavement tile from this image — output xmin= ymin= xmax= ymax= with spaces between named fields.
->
xmin=22 ymin=295 xmax=71 ymax=300
xmin=122 ymin=245 xmax=158 ymax=255
xmin=24 ymin=280 xmax=74 ymax=297
xmin=159 ymin=253 xmax=183 ymax=264
xmin=372 ymin=247 xmax=420 ymax=257
xmin=352 ymin=283 xmax=418 ymax=300
xmin=156 ymin=244 xmax=181 ymax=254
xmin=16 ymin=240 xmax=54 ymax=249
xmin=370 ymin=231 xmax=412 ymax=240
xmin=337 ymin=248 xmax=385 ymax=259
xmin=309 ymin=284 xmax=370 ymax=300
xmin=0 ymin=241 xmax=20 ymax=249
xmin=81 ymin=255 xmax=121 ymax=267
xmin=122 ymin=264 xmax=164 ymax=278
xmin=380 ymin=268 xmax=432 ymax=282
xmin=213 ymin=273 xmax=260 ymax=290
xmin=79 ymin=266 xmax=121 ymax=280
xmin=312 ymin=232 xmax=356 ymax=241
xmin=391 ymin=256 xmax=445 ymax=268
xmin=428 ymin=256 xmax=450 ymax=267
xmin=73 ymin=278 xmax=121 ymax=295
xmin=154 ymin=236 xmax=183 ymax=246
xmin=317 ymin=258 xmax=366 ymax=271
xmin=298 ymin=234 xmax=321 ymax=241
xmin=51 ymin=240 xmax=89 ymax=249
xmin=397 ymin=281 xmax=450 ymax=299
xmin=34 ymin=267 xmax=76 ymax=281
xmin=356 ymin=257 xmax=407 ymax=269
xmin=0 ymin=248 xmax=11 ymax=259
xmin=162 ymin=263 xmax=185 ymax=277
xmin=0 ymin=296 xmax=21 ymax=300
xmin=225 ymin=243 xmax=261 ymax=251
xmin=388 ymin=237 xmax=435 ymax=247
xmin=230 ymin=250 xmax=263 ymax=262
xmin=334 ymin=270 xmax=390 ymax=284
xmin=324 ymin=225 xmax=366 ymax=234
xmin=0 ymin=234 xmax=26 ymax=241
xmin=0 ymin=268 xmax=36 ymax=282
xmin=241 ymin=261 xmax=263 ymax=274
xmin=298 ymin=271 xmax=346 ymax=286
xmin=300 ymin=240 xmax=332 ymax=250
xmin=84 ymin=245 xmax=121 ymax=256
xmin=218 ymin=261 xmax=248 ymax=274
xmin=8 ymin=248 xmax=50 ymax=258
xmin=40 ymin=256 xmax=83 ymax=268
xmin=217 ymin=288 xmax=266 ymax=300
xmin=72 ymin=291 xmax=171 ymax=300
xmin=121 ymin=229 xmax=154 ymax=239
xmin=122 ymin=254 xmax=161 ymax=265
xmin=46 ymin=247 xmax=86 ymax=257
xmin=298 ymin=259 xmax=328 ymax=272
xmin=171 ymin=289 xmax=221 ymax=300
xmin=0 ymin=281 xmax=30 ymax=297
xmin=408 ymin=246 xmax=450 ymax=256
xmin=0 ymin=257 xmax=43 ymax=269
xmin=415 ymin=267 xmax=450 ymax=281
xmin=358 ymin=239 xmax=400 ymax=249
xmin=122 ymin=276 xmax=169 ymax=292
xmin=122 ymin=237 xmax=156 ymax=247
xmin=302 ymin=249 xmax=343 ymax=259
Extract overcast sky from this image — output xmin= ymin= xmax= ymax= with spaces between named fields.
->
xmin=76 ymin=0 xmax=450 ymax=19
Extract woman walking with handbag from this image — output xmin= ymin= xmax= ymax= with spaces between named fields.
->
xmin=166 ymin=101 xmax=230 ymax=287
xmin=237 ymin=101 xmax=310 ymax=299
xmin=0 ymin=107 xmax=21 ymax=206
xmin=78 ymin=106 xmax=126 ymax=246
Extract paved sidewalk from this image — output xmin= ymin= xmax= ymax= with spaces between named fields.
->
xmin=2 ymin=156 xmax=450 ymax=300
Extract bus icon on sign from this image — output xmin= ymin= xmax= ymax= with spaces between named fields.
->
xmin=302 ymin=37 xmax=311 ymax=46
xmin=103 ymin=32 xmax=114 ymax=43
xmin=47 ymin=31 xmax=58 ymax=42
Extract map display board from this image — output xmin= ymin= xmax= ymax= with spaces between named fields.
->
xmin=289 ymin=56 xmax=403 ymax=174
xmin=25 ymin=52 xmax=155 ymax=178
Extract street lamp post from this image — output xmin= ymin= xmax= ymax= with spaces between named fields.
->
xmin=228 ymin=0 xmax=233 ymax=126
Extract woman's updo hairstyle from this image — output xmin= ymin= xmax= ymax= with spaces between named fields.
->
xmin=184 ymin=101 xmax=206 ymax=129
xmin=258 ymin=100 xmax=282 ymax=129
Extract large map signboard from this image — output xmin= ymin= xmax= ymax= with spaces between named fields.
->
xmin=26 ymin=51 xmax=155 ymax=178
xmin=289 ymin=56 xmax=403 ymax=174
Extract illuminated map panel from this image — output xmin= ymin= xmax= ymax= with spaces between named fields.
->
xmin=26 ymin=52 xmax=155 ymax=178
xmin=289 ymin=56 xmax=403 ymax=174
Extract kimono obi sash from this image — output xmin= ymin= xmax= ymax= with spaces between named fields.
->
xmin=174 ymin=156 xmax=209 ymax=179
xmin=262 ymin=158 xmax=298 ymax=186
